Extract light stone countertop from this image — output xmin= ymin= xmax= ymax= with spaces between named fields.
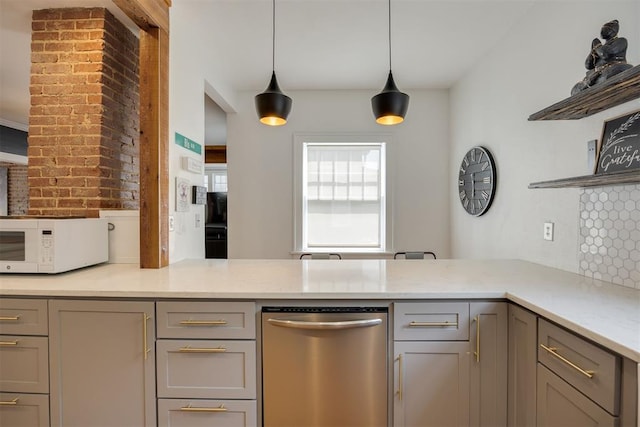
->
xmin=1 ymin=259 xmax=639 ymax=362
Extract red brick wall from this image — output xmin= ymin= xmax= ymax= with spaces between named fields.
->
xmin=28 ymin=8 xmax=139 ymax=217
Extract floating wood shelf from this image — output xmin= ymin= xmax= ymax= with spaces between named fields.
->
xmin=528 ymin=65 xmax=640 ymax=121
xmin=528 ymin=170 xmax=640 ymax=189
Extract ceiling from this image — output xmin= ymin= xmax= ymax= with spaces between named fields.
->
xmin=0 ymin=0 xmax=541 ymax=126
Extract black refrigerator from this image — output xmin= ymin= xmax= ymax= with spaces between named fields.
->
xmin=205 ymin=192 xmax=227 ymax=258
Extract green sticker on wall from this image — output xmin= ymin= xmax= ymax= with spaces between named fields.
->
xmin=175 ymin=132 xmax=202 ymax=155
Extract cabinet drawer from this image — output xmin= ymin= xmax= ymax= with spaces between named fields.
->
xmin=157 ymin=339 xmax=256 ymax=399
xmin=538 ymin=319 xmax=620 ymax=415
xmin=0 ymin=299 xmax=47 ymax=336
xmin=537 ymin=364 xmax=616 ymax=426
xmin=0 ymin=335 xmax=48 ymax=394
xmin=394 ymin=302 xmax=469 ymax=341
xmin=157 ymin=302 xmax=256 ymax=339
xmin=158 ymin=399 xmax=257 ymax=427
xmin=0 ymin=393 xmax=50 ymax=427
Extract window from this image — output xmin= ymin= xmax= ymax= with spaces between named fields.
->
xmin=294 ymin=134 xmax=391 ymax=253
xmin=204 ymin=165 xmax=228 ymax=192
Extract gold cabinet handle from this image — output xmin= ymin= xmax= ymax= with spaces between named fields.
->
xmin=540 ymin=344 xmax=594 ymax=379
xmin=409 ymin=321 xmax=458 ymax=327
xmin=0 ymin=398 xmax=19 ymax=406
xmin=179 ymin=320 xmax=228 ymax=326
xmin=180 ymin=404 xmax=227 ymax=412
xmin=0 ymin=315 xmax=20 ymax=322
xmin=179 ymin=346 xmax=227 ymax=353
xmin=473 ymin=316 xmax=480 ymax=362
xmin=0 ymin=340 xmax=18 ymax=346
xmin=143 ymin=314 xmax=151 ymax=360
xmin=396 ymin=354 xmax=403 ymax=401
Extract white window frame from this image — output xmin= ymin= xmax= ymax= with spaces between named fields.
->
xmin=204 ymin=164 xmax=228 ymax=192
xmin=293 ymin=133 xmax=393 ymax=254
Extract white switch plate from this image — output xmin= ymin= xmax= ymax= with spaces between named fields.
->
xmin=169 ymin=215 xmax=175 ymax=232
xmin=543 ymin=222 xmax=554 ymax=241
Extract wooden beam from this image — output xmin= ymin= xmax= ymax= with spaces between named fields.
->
xmin=139 ymin=27 xmax=169 ymax=268
xmin=112 ymin=0 xmax=169 ymax=33
xmin=205 ymin=145 xmax=227 ymax=164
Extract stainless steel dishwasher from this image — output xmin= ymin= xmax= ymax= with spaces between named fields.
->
xmin=261 ymin=306 xmax=388 ymax=427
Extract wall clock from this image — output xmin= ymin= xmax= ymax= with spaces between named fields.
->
xmin=458 ymin=146 xmax=496 ymax=216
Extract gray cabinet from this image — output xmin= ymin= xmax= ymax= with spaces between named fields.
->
xmin=0 ymin=298 xmax=49 ymax=427
xmin=507 ymin=304 xmax=538 ymax=427
xmin=393 ymin=302 xmax=471 ymax=427
xmin=536 ymin=318 xmax=636 ymax=427
xmin=48 ymin=300 xmax=156 ymax=427
xmin=156 ymin=301 xmax=257 ymax=427
xmin=393 ymin=301 xmax=507 ymax=427
xmin=394 ymin=341 xmax=470 ymax=427
xmin=537 ymin=364 xmax=616 ymax=426
xmin=0 ymin=392 xmax=49 ymax=427
xmin=469 ymin=302 xmax=507 ymax=427
xmin=158 ymin=398 xmax=257 ymax=427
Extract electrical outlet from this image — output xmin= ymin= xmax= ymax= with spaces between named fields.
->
xmin=543 ymin=222 xmax=554 ymax=241
xmin=169 ymin=215 xmax=175 ymax=232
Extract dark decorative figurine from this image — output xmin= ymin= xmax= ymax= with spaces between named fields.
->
xmin=571 ymin=20 xmax=633 ymax=95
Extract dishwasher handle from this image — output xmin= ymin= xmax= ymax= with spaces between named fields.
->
xmin=267 ymin=318 xmax=383 ymax=330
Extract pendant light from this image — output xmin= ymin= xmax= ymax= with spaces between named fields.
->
xmin=371 ymin=0 xmax=409 ymax=125
xmin=255 ymin=0 xmax=292 ymax=126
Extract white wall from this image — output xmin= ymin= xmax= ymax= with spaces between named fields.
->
xmin=168 ymin=2 xmax=208 ymax=263
xmin=450 ymin=2 xmax=640 ymax=272
xmin=227 ymin=89 xmax=451 ymax=259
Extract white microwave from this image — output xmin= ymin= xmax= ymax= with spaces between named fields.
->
xmin=0 ymin=217 xmax=109 ymax=273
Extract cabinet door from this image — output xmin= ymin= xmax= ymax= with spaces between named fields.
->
xmin=0 ymin=393 xmax=49 ymax=427
xmin=469 ymin=302 xmax=507 ymax=427
xmin=394 ymin=341 xmax=470 ymax=427
xmin=49 ymin=300 xmax=156 ymax=427
xmin=507 ymin=304 xmax=537 ymax=427
xmin=537 ymin=364 xmax=617 ymax=427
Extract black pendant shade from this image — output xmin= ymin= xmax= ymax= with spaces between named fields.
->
xmin=255 ymin=71 xmax=292 ymax=126
xmin=372 ymin=0 xmax=408 ymax=125
xmin=371 ymin=71 xmax=409 ymax=125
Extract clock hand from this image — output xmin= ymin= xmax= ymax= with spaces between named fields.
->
xmin=471 ymin=173 xmax=475 ymax=198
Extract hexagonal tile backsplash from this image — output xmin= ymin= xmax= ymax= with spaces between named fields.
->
xmin=579 ymin=184 xmax=640 ymax=289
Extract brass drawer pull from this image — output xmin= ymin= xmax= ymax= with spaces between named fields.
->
xmin=473 ymin=316 xmax=480 ymax=362
xmin=396 ymin=354 xmax=403 ymax=401
xmin=180 ymin=404 xmax=227 ymax=412
xmin=143 ymin=314 xmax=151 ymax=360
xmin=540 ymin=344 xmax=594 ymax=379
xmin=0 ymin=398 xmax=19 ymax=406
xmin=0 ymin=340 xmax=18 ymax=346
xmin=0 ymin=316 xmax=20 ymax=322
xmin=408 ymin=321 xmax=458 ymax=327
xmin=179 ymin=346 xmax=227 ymax=353
xmin=179 ymin=320 xmax=228 ymax=326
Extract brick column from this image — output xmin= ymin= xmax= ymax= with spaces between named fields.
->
xmin=28 ymin=8 xmax=139 ymax=217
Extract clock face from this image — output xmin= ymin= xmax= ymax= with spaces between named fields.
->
xmin=458 ymin=146 xmax=496 ymax=216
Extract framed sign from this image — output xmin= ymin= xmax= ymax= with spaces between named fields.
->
xmin=175 ymin=177 xmax=190 ymax=212
xmin=595 ymin=109 xmax=640 ymax=175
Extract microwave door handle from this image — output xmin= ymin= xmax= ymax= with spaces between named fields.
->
xmin=267 ymin=318 xmax=382 ymax=330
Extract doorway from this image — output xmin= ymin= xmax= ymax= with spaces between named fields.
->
xmin=204 ymin=95 xmax=228 ymax=259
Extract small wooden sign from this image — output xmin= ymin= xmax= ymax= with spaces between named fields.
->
xmin=595 ymin=109 xmax=640 ymax=174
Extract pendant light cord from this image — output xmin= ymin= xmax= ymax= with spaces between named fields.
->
xmin=388 ymin=0 xmax=392 ymax=72
xmin=272 ymin=0 xmax=276 ymax=73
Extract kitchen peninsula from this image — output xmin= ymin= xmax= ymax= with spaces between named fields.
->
xmin=1 ymin=259 xmax=639 ymax=427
